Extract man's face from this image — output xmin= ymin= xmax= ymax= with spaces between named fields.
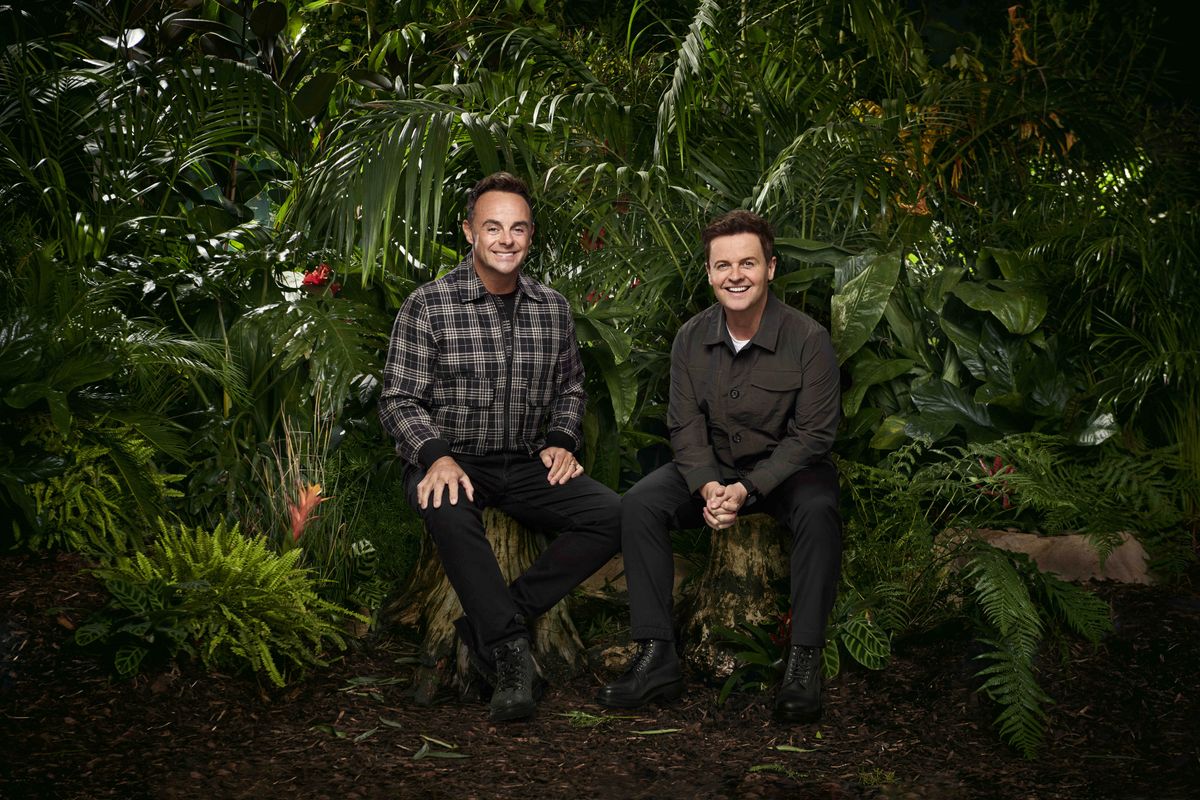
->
xmin=706 ymin=232 xmax=776 ymax=317
xmin=463 ymin=190 xmax=533 ymax=291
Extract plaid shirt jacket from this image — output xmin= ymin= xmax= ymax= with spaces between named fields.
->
xmin=379 ymin=257 xmax=586 ymax=467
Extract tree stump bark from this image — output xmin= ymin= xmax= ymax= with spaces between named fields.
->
xmin=680 ymin=513 xmax=788 ymax=679
xmin=400 ymin=508 xmax=586 ymax=704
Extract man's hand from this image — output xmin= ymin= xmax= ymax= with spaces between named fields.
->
xmin=701 ymin=480 xmax=748 ymax=530
xmin=417 ymin=456 xmax=475 ymax=509
xmin=540 ymin=446 xmax=584 ymax=485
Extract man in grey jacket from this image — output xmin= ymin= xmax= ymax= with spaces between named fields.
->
xmin=598 ymin=210 xmax=842 ymax=723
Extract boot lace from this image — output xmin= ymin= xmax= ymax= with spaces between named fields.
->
xmin=495 ymin=640 xmax=528 ymax=693
xmin=783 ymin=645 xmax=819 ymax=686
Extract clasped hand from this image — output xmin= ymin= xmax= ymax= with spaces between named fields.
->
xmin=701 ymin=480 xmax=748 ymax=530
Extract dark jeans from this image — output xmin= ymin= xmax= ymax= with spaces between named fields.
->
xmin=621 ymin=461 xmax=841 ymax=647
xmin=404 ymin=452 xmax=620 ymax=654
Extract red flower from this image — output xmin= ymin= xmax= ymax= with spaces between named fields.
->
xmin=287 ymin=482 xmax=328 ymax=542
xmin=977 ymin=456 xmax=1016 ymax=509
xmin=302 ymin=263 xmax=333 ymax=287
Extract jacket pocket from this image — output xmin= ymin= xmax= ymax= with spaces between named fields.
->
xmin=749 ymin=370 xmax=804 ymax=392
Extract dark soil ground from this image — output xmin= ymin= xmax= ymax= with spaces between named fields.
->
xmin=2 ymin=553 xmax=1198 ymax=800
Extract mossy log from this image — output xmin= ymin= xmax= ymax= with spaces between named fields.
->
xmin=680 ymin=513 xmax=787 ymax=679
xmin=401 ymin=508 xmax=586 ymax=704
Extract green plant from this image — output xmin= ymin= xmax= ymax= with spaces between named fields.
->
xmin=15 ymin=418 xmax=183 ymax=555
xmin=254 ymin=411 xmax=401 ymax=620
xmin=715 ymin=594 xmax=891 ymax=705
xmin=837 ymin=438 xmax=1125 ymax=757
xmin=962 ymin=543 xmax=1112 ymax=758
xmin=77 ymin=520 xmax=361 ymax=686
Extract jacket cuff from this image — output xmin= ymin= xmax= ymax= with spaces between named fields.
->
xmin=417 ymin=439 xmax=453 ymax=469
xmin=682 ymin=466 xmax=722 ymax=496
xmin=544 ymin=430 xmax=577 ymax=453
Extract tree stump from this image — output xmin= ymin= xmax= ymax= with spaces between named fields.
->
xmin=680 ymin=513 xmax=788 ymax=679
xmin=401 ymin=508 xmax=586 ymax=704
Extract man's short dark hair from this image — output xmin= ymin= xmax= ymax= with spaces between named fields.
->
xmin=702 ymin=210 xmax=774 ymax=263
xmin=466 ymin=171 xmax=533 ymax=222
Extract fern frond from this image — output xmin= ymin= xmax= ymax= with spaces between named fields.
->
xmin=974 ymin=636 xmax=1052 ymax=758
xmin=965 ymin=547 xmax=1043 ymax=661
xmin=1035 ymin=572 xmax=1114 ymax=645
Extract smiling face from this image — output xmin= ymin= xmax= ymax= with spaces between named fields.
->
xmin=707 ymin=231 xmax=776 ymax=328
xmin=463 ymin=190 xmax=534 ymax=293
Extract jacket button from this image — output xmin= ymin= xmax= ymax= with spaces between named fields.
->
xmin=730 ymin=389 xmax=740 ymax=399
xmin=732 ymin=433 xmax=742 ymax=444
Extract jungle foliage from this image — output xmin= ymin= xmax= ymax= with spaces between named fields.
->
xmin=2 ymin=0 xmax=1196 ymax=757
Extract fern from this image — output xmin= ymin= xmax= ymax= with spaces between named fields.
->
xmin=965 ymin=547 xmax=1043 ymax=661
xmin=973 ymin=635 xmax=1053 ymax=759
xmin=15 ymin=417 xmax=182 ymax=555
xmin=82 ymin=520 xmax=363 ymax=686
xmin=959 ymin=434 xmax=1193 ymax=559
xmin=961 ymin=542 xmax=1113 ymax=758
xmin=1033 ymin=571 xmax=1114 ymax=645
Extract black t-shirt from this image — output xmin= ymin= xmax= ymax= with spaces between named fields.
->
xmin=492 ymin=289 xmax=517 ymax=322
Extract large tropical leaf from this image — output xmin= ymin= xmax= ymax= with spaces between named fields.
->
xmin=950 ymin=279 xmax=1047 ymax=335
xmin=830 ymin=250 xmax=901 ymax=363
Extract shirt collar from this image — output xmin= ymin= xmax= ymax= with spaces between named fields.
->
xmin=453 ymin=253 xmax=548 ymax=304
xmin=702 ymin=291 xmax=784 ymax=353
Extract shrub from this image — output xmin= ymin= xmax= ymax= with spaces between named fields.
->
xmin=16 ymin=418 xmax=182 ymax=555
xmin=77 ymin=519 xmax=361 ymax=686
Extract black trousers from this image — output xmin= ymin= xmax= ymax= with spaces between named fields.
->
xmin=621 ymin=461 xmax=842 ymax=647
xmin=404 ymin=453 xmax=621 ymax=654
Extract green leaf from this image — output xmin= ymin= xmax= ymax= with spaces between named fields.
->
xmin=821 ymin=636 xmax=841 ymax=678
xmin=843 ymin=354 xmax=914 ymax=418
xmin=293 ymin=73 xmax=339 ymax=119
xmin=775 ymin=237 xmax=851 ymax=266
xmin=249 ymin=2 xmax=288 ymax=39
xmin=950 ymin=280 xmax=1047 ymax=336
xmin=909 ymin=380 xmax=994 ymax=436
xmin=311 ymin=724 xmax=346 ymax=738
xmin=980 ymin=247 xmax=1039 ymax=282
xmin=939 ymin=316 xmax=985 ymax=379
xmin=902 ymin=412 xmax=956 ymax=445
xmin=838 ymin=613 xmax=890 ymax=670
xmin=922 ymin=266 xmax=965 ymax=314
xmin=575 ymin=314 xmax=633 ymax=363
xmin=107 ymin=579 xmax=152 ymax=616
xmin=869 ymin=414 xmax=909 ymax=449
xmin=831 ymin=251 xmax=902 ymax=364
xmin=601 ymin=357 xmax=638 ymax=428
xmin=1074 ymin=411 xmax=1117 ymax=446
xmin=114 ymin=644 xmax=147 ymax=676
xmin=74 ymin=620 xmax=111 ymax=647
xmin=348 ymin=70 xmax=394 ymax=92
xmin=771 ymin=266 xmax=834 ymax=294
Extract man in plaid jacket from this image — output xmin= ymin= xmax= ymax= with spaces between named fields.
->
xmin=380 ymin=172 xmax=620 ymax=722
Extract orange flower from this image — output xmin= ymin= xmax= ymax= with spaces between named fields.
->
xmin=288 ymin=482 xmax=328 ymax=542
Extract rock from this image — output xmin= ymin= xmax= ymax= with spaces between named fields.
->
xmin=972 ymin=530 xmax=1151 ymax=584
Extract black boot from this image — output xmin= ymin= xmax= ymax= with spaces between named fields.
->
xmin=595 ymin=639 xmax=684 ymax=708
xmin=489 ymin=637 xmax=539 ymax=722
xmin=773 ymin=644 xmax=822 ymax=723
